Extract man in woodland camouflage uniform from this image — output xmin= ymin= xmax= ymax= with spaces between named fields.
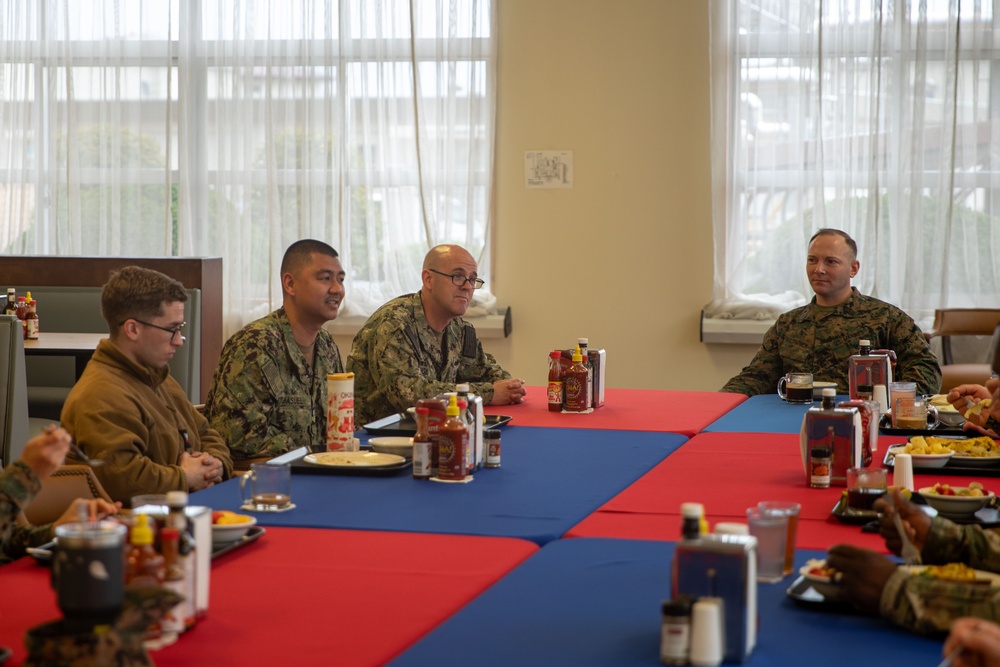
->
xmin=828 ymin=487 xmax=1000 ymax=633
xmin=205 ymin=240 xmax=345 ymax=468
xmin=721 ymin=228 xmax=941 ymax=396
xmin=348 ymin=244 xmax=525 ymax=427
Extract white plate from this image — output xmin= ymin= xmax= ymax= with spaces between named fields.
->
xmin=951 ymin=453 xmax=1000 ymax=467
xmin=798 ymin=559 xmax=841 ymax=599
xmin=812 ymin=381 xmax=838 ymax=399
xmin=304 ymin=451 xmax=406 ymax=467
xmin=369 ymin=436 xmax=414 ymax=459
xmin=888 ymin=445 xmax=954 ymax=468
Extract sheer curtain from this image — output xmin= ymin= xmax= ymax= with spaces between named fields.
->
xmin=0 ymin=0 xmax=496 ymax=337
xmin=707 ymin=0 xmax=1000 ymax=327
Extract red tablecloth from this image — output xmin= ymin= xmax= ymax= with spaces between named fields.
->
xmin=564 ymin=431 xmax=988 ymax=552
xmin=0 ymin=527 xmax=537 ymax=667
xmin=484 ymin=387 xmax=746 ymax=436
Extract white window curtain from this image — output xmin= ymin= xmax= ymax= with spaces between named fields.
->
xmin=707 ymin=0 xmax=1000 ymax=326
xmin=0 ymin=0 xmax=497 ymax=337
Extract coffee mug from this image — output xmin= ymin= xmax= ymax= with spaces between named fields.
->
xmin=894 ymin=397 xmax=939 ymax=430
xmin=777 ymin=372 xmax=813 ymax=404
xmin=240 ymin=462 xmax=292 ymax=511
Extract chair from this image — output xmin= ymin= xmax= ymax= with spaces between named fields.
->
xmin=22 ymin=465 xmax=114 ymax=525
xmin=0 ymin=314 xmax=29 ymax=468
xmin=925 ymin=309 xmax=1000 ymax=392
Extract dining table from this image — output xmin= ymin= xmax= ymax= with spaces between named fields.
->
xmin=1 ymin=387 xmax=973 ymax=666
xmin=194 ymin=426 xmax=688 ymax=546
xmin=0 ymin=527 xmax=538 ymax=667
xmin=388 ymin=538 xmax=944 ymax=667
xmin=23 ymin=332 xmax=105 ymax=381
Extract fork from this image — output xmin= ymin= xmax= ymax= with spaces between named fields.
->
xmin=884 ymin=493 xmax=921 ymax=565
xmin=68 ymin=440 xmax=105 ymax=467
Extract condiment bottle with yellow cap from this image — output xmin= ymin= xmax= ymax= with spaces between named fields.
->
xmin=436 ymin=395 xmax=468 ymax=481
xmin=564 ymin=345 xmax=590 ymax=412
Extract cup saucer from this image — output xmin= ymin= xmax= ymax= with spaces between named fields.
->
xmin=240 ymin=502 xmax=297 ymax=513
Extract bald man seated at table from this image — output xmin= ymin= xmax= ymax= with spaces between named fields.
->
xmin=828 ymin=488 xmax=1000 ymax=633
xmin=348 ymin=244 xmax=526 ymax=426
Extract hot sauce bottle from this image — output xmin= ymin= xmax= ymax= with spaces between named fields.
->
xmin=436 ymin=395 xmax=468 ymax=481
xmin=547 ymin=350 xmax=564 ymax=412
xmin=563 ymin=345 xmax=590 ymax=412
xmin=412 ymin=406 xmax=433 ymax=479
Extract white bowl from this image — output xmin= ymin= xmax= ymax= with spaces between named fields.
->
xmin=888 ymin=445 xmax=954 ymax=468
xmin=812 ymin=381 xmax=838 ymax=399
xmin=938 ymin=411 xmax=966 ymax=428
xmin=211 ymin=514 xmax=257 ymax=546
xmin=917 ymin=486 xmax=994 ymax=517
xmin=368 ymin=436 xmax=414 ymax=459
xmin=798 ymin=559 xmax=842 ymax=600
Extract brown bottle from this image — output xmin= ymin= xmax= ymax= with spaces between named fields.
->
xmin=436 ymin=395 xmax=468 ymax=481
xmin=25 ymin=298 xmax=38 ymax=339
xmin=547 ymin=350 xmax=564 ymax=412
xmin=416 ymin=397 xmax=447 ymax=475
xmin=563 ymin=345 xmax=590 ymax=412
xmin=412 ymin=406 xmax=432 ymax=479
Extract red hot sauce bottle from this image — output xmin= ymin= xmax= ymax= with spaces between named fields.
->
xmin=436 ymin=395 xmax=468 ymax=481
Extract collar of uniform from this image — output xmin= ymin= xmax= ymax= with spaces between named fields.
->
xmin=798 ymin=286 xmax=862 ymax=323
xmin=94 ymin=338 xmax=170 ymax=388
xmin=274 ymin=306 xmax=329 ymax=376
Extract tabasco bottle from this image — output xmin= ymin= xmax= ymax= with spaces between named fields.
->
xmin=564 ymin=345 xmax=590 ymax=412
xmin=412 ymin=406 xmax=432 ymax=479
xmin=25 ymin=297 xmax=38 ymax=339
xmin=547 ymin=350 xmax=564 ymax=412
xmin=14 ymin=296 xmax=27 ymax=338
xmin=436 ymin=395 xmax=468 ymax=481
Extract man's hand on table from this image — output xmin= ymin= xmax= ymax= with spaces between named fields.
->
xmin=181 ymin=451 xmax=225 ymax=490
xmin=492 ymin=378 xmax=527 ymax=405
xmin=826 ymin=544 xmax=898 ymax=615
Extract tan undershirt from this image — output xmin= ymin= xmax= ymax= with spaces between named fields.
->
xmin=296 ymin=341 xmax=315 ymax=369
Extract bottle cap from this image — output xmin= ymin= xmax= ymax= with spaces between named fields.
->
xmin=578 ymin=337 xmax=588 ymax=346
xmin=550 ymin=350 xmax=561 ymax=358
xmin=859 ymin=339 xmax=871 ymax=347
xmin=572 ymin=345 xmax=582 ymax=363
xmin=446 ymin=394 xmax=459 ymax=417
xmin=131 ymin=514 xmax=154 ymax=546
xmin=416 ymin=406 xmax=429 ymax=415
xmin=483 ymin=429 xmax=501 ymax=440
xmin=822 ymin=388 xmax=836 ymax=397
xmin=166 ymin=490 xmax=188 ymax=507
xmin=456 ymin=383 xmax=470 ymax=393
xmin=457 ymin=400 xmax=467 ymax=409
xmin=25 ymin=291 xmax=31 ymax=301
xmin=160 ymin=527 xmax=180 ymax=540
xmin=681 ymin=502 xmax=704 ymax=519
xmin=811 ymin=445 xmax=831 ymax=457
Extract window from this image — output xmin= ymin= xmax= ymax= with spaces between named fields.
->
xmin=0 ymin=0 xmax=497 ymax=333
xmin=708 ymin=0 xmax=1000 ymax=325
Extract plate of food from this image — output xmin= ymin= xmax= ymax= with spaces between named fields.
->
xmin=902 ymin=562 xmax=1000 ymax=586
xmin=796 ymin=559 xmax=842 ymax=600
xmin=947 ymin=437 xmax=1000 ymax=466
xmin=917 ymin=482 xmax=995 ymax=517
xmin=887 ymin=441 xmax=955 ymax=468
xmin=303 ymin=451 xmax=406 ymax=468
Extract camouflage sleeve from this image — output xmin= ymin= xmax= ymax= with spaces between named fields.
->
xmin=368 ymin=319 xmax=466 ymax=415
xmin=720 ymin=322 xmax=785 ymax=396
xmin=456 ymin=335 xmax=511 ymax=404
xmin=920 ymin=516 xmax=1000 ymax=572
xmin=880 ymin=567 xmax=1000 ymax=633
xmin=0 ymin=461 xmax=43 ymax=562
xmin=4 ymin=523 xmax=54 ymax=562
xmin=206 ymin=346 xmax=298 ymax=459
xmin=889 ymin=312 xmax=942 ymax=395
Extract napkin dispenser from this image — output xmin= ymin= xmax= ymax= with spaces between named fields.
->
xmin=591 ymin=348 xmax=606 ymax=408
xmin=132 ymin=503 xmax=212 ymax=617
xmin=672 ymin=534 xmax=758 ymax=663
xmin=800 ymin=405 xmax=862 ymax=486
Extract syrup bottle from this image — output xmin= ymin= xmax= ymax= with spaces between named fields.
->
xmin=547 ymin=350 xmax=564 ymax=412
xmin=436 ymin=395 xmax=468 ymax=481
xmin=412 ymin=406 xmax=433 ymax=479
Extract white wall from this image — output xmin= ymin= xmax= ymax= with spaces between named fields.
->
xmin=335 ymin=0 xmax=760 ymax=391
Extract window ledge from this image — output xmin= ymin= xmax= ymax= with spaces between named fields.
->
xmin=700 ymin=310 xmax=773 ymax=345
xmin=327 ymin=307 xmax=512 ymax=339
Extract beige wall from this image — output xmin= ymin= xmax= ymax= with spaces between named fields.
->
xmin=335 ymin=0 xmax=759 ymax=391
xmin=484 ymin=0 xmax=756 ymax=391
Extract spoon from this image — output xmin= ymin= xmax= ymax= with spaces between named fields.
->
xmin=69 ymin=440 xmax=105 ymax=467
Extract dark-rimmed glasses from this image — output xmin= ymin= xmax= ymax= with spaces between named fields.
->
xmin=123 ymin=318 xmax=187 ymax=342
xmin=428 ymin=268 xmax=485 ymax=290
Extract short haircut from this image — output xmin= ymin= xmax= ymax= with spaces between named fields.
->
xmin=280 ymin=239 xmax=340 ymax=277
xmin=809 ymin=228 xmax=858 ymax=259
xmin=101 ymin=266 xmax=188 ymax=333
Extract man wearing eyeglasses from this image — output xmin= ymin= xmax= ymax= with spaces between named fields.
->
xmin=348 ymin=244 xmax=525 ymax=426
xmin=60 ymin=266 xmax=232 ymax=504
xmin=204 ymin=240 xmax=346 ymax=467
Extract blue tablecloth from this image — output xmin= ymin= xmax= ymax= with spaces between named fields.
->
xmin=389 ymin=537 xmax=942 ymax=667
xmin=192 ymin=427 xmax=687 ymax=545
xmin=705 ymin=394 xmax=849 ymax=434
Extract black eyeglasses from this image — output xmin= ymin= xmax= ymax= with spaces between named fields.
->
xmin=124 ymin=318 xmax=187 ymax=342
xmin=428 ymin=268 xmax=485 ymax=290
